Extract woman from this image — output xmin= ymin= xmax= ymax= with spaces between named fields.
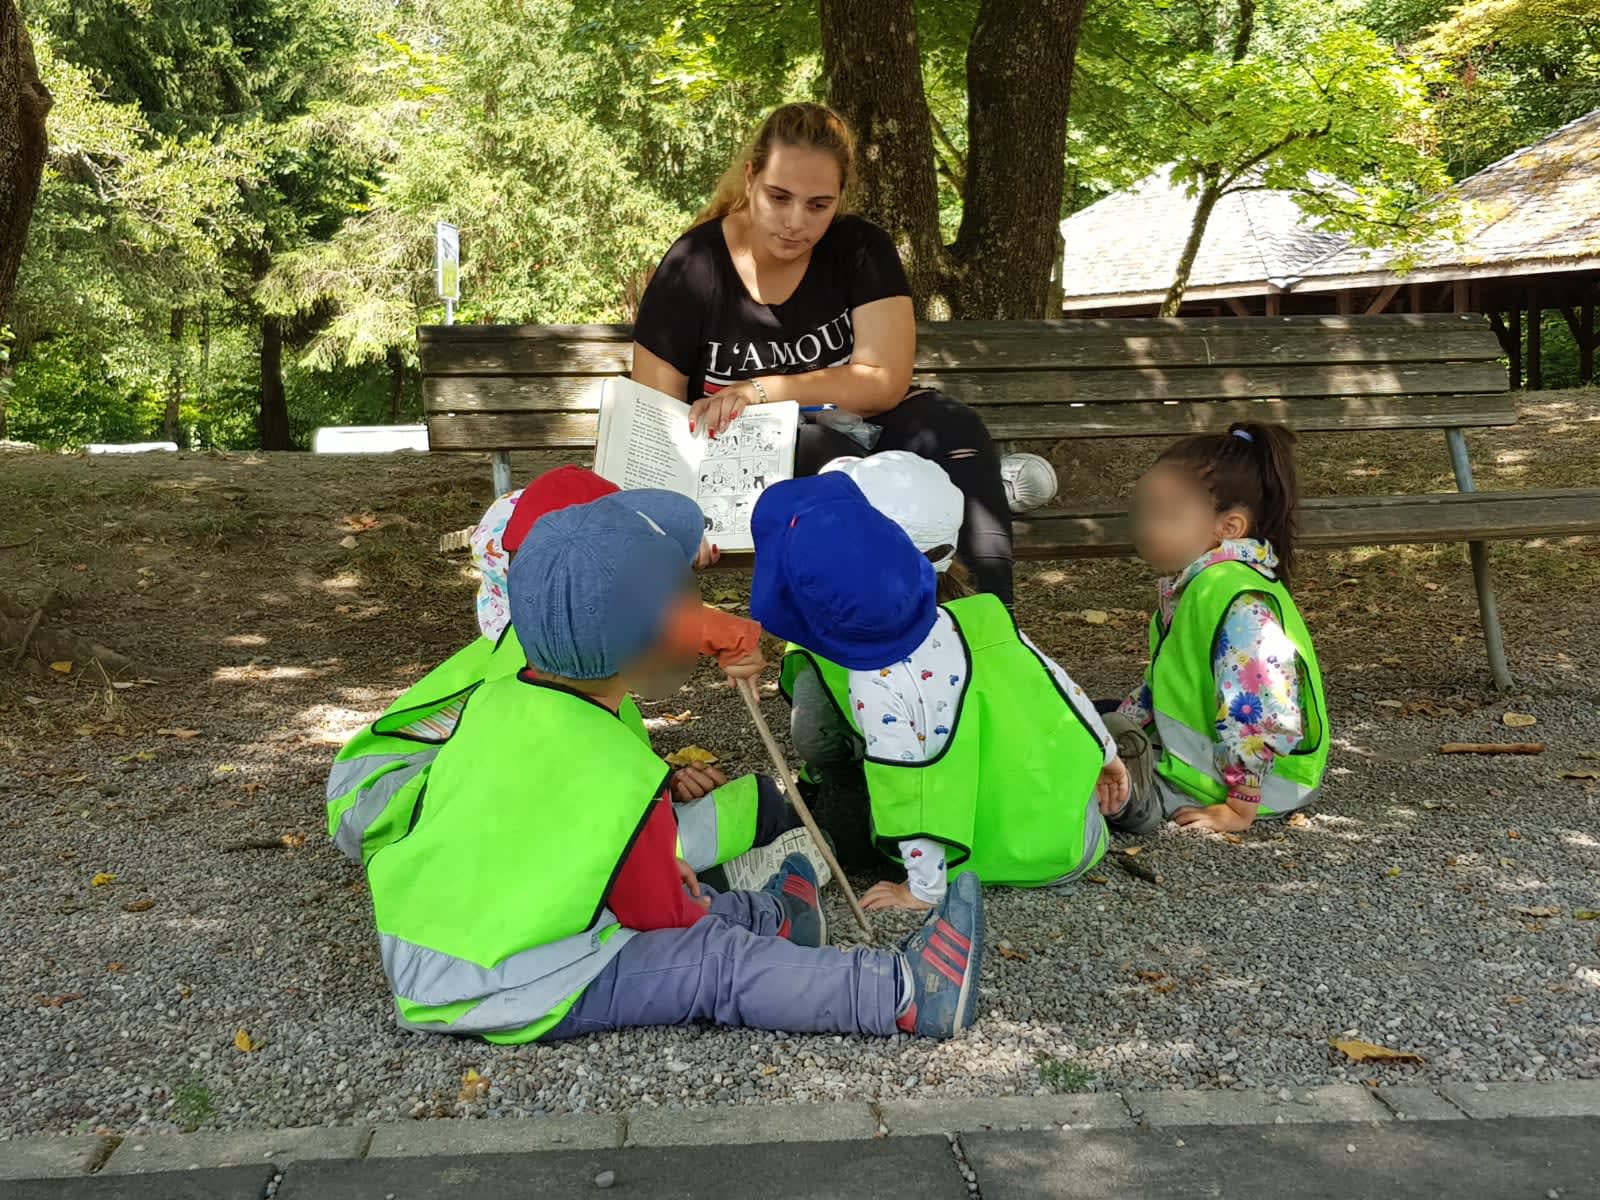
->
xmin=630 ymin=102 xmax=1052 ymax=604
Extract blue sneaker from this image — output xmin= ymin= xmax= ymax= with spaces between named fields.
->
xmin=764 ymin=852 xmax=827 ymax=948
xmin=896 ymin=871 xmax=985 ymax=1038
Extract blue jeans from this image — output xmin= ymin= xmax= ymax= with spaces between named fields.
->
xmin=544 ymin=887 xmax=902 ymax=1040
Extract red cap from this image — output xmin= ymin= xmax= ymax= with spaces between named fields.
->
xmin=502 ymin=465 xmax=621 ymax=552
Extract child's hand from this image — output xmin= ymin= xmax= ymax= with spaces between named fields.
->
xmin=693 ymin=538 xmax=720 ymax=571
xmin=671 ymin=765 xmax=727 ymax=802
xmin=1095 ymin=756 xmax=1130 ymax=815
xmin=719 ymin=646 xmax=766 ymax=682
xmin=1173 ymin=803 xmax=1254 ymax=834
xmin=861 ymin=880 xmax=934 ymax=913
xmin=676 ymin=857 xmax=712 ymax=911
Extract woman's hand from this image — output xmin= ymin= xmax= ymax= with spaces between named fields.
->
xmin=671 ymin=765 xmax=728 ymax=802
xmin=693 ymin=538 xmax=720 ymax=570
xmin=689 ymin=381 xmax=760 ymax=438
xmin=861 ymin=880 xmax=935 ymax=913
xmin=1095 ymin=756 xmax=1131 ymax=815
xmin=718 ymin=647 xmax=766 ymax=682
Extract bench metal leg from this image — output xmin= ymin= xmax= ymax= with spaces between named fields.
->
xmin=490 ymin=450 xmax=513 ymax=498
xmin=1446 ymin=428 xmax=1514 ymax=691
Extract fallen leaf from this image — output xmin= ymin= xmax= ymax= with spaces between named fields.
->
xmin=1329 ymin=1038 xmax=1424 ymax=1065
xmin=1376 ymin=699 xmax=1404 ymax=709
xmin=106 ymin=962 xmax=124 ymax=972
xmin=1119 ymin=846 xmax=1144 ymax=857
xmin=1507 ymin=830 xmax=1521 ymax=841
xmin=1287 ymin=812 xmax=1311 ymax=828
xmin=156 ymin=728 xmax=201 ymax=740
xmin=1512 ymin=905 xmax=1559 ymax=918
xmin=50 ymin=660 xmax=73 ymax=674
xmin=1136 ymin=969 xmax=1167 ymax=983
xmin=1499 ymin=856 xmax=1516 ymax=867
xmin=240 ymin=782 xmax=263 ymax=795
xmin=459 ymin=1068 xmax=490 ymax=1101
xmin=1578 ymin=752 xmax=1600 ymax=761
xmin=1421 ymin=799 xmax=1454 ymax=810
xmin=760 ymin=1064 xmax=779 ymax=1076
xmin=1574 ymin=910 xmax=1599 ymax=921
xmin=338 ymin=534 xmax=359 ymax=550
xmin=233 ymin=1029 xmax=261 ymax=1053
xmin=1386 ymin=866 xmax=1401 ymax=877
xmin=1523 ymin=922 xmax=1545 ymax=933
xmin=123 ymin=899 xmax=156 ymax=913
xmin=280 ymin=832 xmax=307 ymax=850
xmin=1502 ymin=712 xmax=1538 ymax=728
xmin=110 ymin=681 xmax=137 ymax=690
xmin=213 ymin=764 xmax=236 ymax=774
xmin=1423 ymin=581 xmax=1440 ymax=592
xmin=998 ymin=945 xmax=1030 ymax=962
xmin=1560 ymin=771 xmax=1600 ymax=781
xmin=90 ymin=872 xmax=115 ymax=887
xmin=1222 ymin=833 xmax=1244 ymax=845
xmin=38 ymin=993 xmax=83 ymax=1008
xmin=664 ymin=746 xmax=719 ymax=767
xmin=341 ymin=513 xmax=380 ymax=533
xmin=1082 ymin=609 xmax=1109 ymax=625
xmin=1505 ymin=995 xmax=1525 ymax=1005
xmin=1085 ymin=874 xmax=1109 ymax=885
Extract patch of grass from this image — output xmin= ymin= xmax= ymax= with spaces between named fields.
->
xmin=172 ymin=1076 xmax=215 ymax=1130
xmin=1036 ymin=1052 xmax=1096 ymax=1093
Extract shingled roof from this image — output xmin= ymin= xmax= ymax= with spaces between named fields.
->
xmin=1058 ymin=166 xmax=1346 ymax=310
xmin=1290 ymin=107 xmax=1600 ymax=291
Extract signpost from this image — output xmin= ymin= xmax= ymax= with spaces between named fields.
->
xmin=434 ymin=221 xmax=460 ymax=326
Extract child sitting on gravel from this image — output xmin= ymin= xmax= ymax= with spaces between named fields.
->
xmin=1104 ymin=422 xmax=1328 ymax=835
xmin=356 ymin=488 xmax=987 ymax=1043
xmin=755 ymin=463 xmax=1125 ymax=912
xmin=329 ymin=466 xmax=811 ymax=889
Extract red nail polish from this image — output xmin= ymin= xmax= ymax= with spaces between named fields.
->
xmin=689 ymin=421 xmax=695 ymax=433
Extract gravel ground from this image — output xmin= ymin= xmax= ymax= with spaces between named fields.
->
xmin=1 ymin=438 xmax=1598 ymax=1138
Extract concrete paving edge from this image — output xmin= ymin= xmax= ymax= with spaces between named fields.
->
xmin=5 ymin=1081 xmax=1600 ymax=1180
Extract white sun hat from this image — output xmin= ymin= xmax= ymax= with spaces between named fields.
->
xmin=820 ymin=450 xmax=964 ymax=572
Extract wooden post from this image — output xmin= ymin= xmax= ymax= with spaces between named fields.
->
xmin=1583 ymin=301 xmax=1596 ymax=385
xmin=1408 ymin=282 xmax=1424 ymax=313
xmin=1365 ymin=284 xmax=1400 ymax=315
xmin=1527 ymin=289 xmax=1542 ymax=391
xmin=1452 ymin=279 xmax=1469 ymax=313
xmin=1264 ymin=291 xmax=1281 ymax=316
xmin=1336 ymin=290 xmax=1353 ymax=316
xmin=1508 ymin=304 xmax=1522 ymax=389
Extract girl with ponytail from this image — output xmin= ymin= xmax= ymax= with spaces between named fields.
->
xmin=1100 ymin=422 xmax=1330 ymax=835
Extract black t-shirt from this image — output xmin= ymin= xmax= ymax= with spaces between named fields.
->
xmin=633 ymin=215 xmax=911 ymax=398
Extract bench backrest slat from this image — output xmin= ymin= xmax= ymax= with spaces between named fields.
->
xmin=419 ymin=315 xmax=1514 ymax=449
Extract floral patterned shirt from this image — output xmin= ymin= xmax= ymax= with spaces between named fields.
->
xmin=1119 ymin=539 xmax=1304 ymax=809
xmin=470 ymin=490 xmax=522 ymax=641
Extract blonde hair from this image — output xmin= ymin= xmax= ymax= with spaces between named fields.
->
xmin=692 ymin=103 xmax=856 ymax=228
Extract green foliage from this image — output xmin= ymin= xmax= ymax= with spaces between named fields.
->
xmin=1036 ymin=1052 xmax=1096 ymax=1093
xmin=171 ymin=1077 xmax=215 ymax=1131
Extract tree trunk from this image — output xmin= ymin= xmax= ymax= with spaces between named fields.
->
xmin=819 ymin=0 xmax=945 ymax=314
xmin=0 ymin=0 xmax=52 ymax=324
xmin=386 ymin=344 xmax=404 ymax=423
xmin=944 ymin=0 xmax=1090 ymax=319
xmin=1160 ymin=174 xmax=1223 ymax=316
xmin=164 ymin=307 xmax=186 ymax=446
xmin=257 ymin=316 xmax=292 ymax=450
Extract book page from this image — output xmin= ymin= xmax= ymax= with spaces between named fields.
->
xmin=593 ymin=378 xmax=703 ymax=495
xmin=693 ymin=402 xmax=798 ymax=552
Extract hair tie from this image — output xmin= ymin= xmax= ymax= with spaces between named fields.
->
xmin=1232 ymin=429 xmax=1254 ymax=443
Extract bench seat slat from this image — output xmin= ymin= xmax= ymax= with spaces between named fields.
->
xmin=1012 ymin=490 xmax=1600 ymax=558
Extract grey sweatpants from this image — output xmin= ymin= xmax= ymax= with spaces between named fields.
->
xmin=543 ymin=886 xmax=903 ymax=1040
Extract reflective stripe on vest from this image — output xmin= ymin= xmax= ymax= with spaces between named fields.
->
xmin=1146 ymin=560 xmax=1328 ymax=817
xmin=674 ymin=774 xmax=761 ymax=873
xmin=366 ymin=677 xmax=667 ymax=1041
xmin=328 ymin=752 xmax=431 ymax=864
xmin=844 ymin=594 xmax=1107 ymax=887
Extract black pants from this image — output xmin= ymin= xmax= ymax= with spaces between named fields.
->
xmin=792 ymin=389 xmax=1015 ymax=604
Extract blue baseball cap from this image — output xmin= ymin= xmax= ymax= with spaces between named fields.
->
xmin=510 ymin=489 xmax=700 ymax=680
xmin=750 ymin=473 xmax=937 ymax=670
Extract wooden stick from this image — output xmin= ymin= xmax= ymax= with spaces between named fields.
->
xmin=8 ymin=608 xmax=43 ymax=670
xmin=1438 ymin=742 xmax=1545 ymax=756
xmin=737 ymin=677 xmax=871 ymax=935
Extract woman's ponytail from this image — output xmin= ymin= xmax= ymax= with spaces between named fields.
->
xmin=1157 ymin=421 xmax=1302 ymax=587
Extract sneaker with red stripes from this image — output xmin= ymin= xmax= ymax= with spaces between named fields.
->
xmin=895 ymin=871 xmax=985 ymax=1038
xmin=764 ymin=853 xmax=826 ymax=948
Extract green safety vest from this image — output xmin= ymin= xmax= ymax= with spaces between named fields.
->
xmin=1145 ymin=559 xmax=1328 ymax=815
xmin=367 ymin=675 xmax=669 ymax=1043
xmin=783 ymin=594 xmax=1107 ymax=887
xmin=327 ymin=626 xmax=647 ymax=865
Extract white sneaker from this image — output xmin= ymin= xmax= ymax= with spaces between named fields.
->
xmin=721 ymin=827 xmax=832 ymax=892
xmin=1000 ymin=452 xmax=1058 ymax=513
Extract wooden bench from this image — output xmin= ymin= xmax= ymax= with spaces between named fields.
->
xmin=419 ymin=314 xmax=1600 ymax=690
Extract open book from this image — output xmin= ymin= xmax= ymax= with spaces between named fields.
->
xmin=593 ymin=377 xmax=799 ymax=552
